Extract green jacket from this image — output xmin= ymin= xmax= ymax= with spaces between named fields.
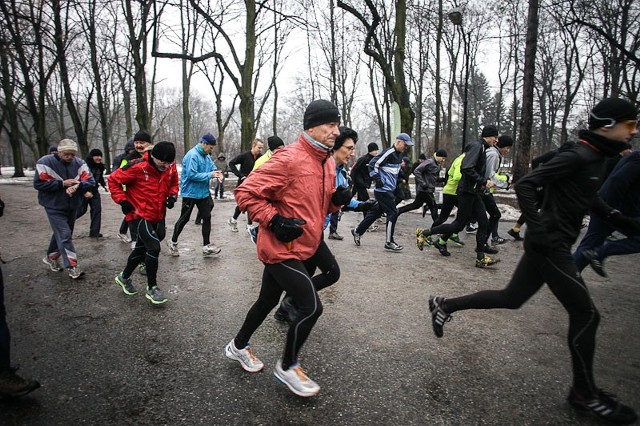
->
xmin=443 ymin=153 xmax=464 ymax=196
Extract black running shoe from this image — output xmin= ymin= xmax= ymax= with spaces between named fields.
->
xmin=507 ymin=228 xmax=523 ymax=241
xmin=434 ymin=240 xmax=451 ymax=257
xmin=0 ymin=368 xmax=41 ymax=398
xmin=483 ymin=244 xmax=499 ymax=255
xmin=428 ymin=296 xmax=451 ymax=338
xmin=583 ymin=249 xmax=607 ymax=277
xmin=568 ymin=388 xmax=638 ymax=425
xmin=274 ymin=296 xmax=299 ymax=324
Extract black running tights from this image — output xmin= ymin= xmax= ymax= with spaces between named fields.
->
xmin=124 ymin=219 xmax=165 ymax=289
xmin=443 ymin=247 xmax=599 ymax=396
xmin=235 ymin=260 xmax=323 ymax=370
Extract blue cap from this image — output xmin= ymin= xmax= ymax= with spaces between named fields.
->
xmin=201 ymin=133 xmax=217 ymax=145
xmin=396 ymin=133 xmax=414 ymax=146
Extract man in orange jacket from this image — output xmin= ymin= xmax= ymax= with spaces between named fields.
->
xmin=224 ymin=100 xmax=349 ymax=398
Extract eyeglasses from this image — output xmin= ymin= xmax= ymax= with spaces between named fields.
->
xmin=619 ymin=120 xmax=638 ymax=131
xmin=342 ymin=145 xmax=356 ymax=151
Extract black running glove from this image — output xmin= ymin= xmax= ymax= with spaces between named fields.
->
xmin=166 ymin=195 xmax=177 ymax=209
xmin=331 ymin=186 xmax=352 ymax=206
xmin=269 ymin=214 xmax=306 ymax=243
xmin=354 ymin=199 xmax=378 ymax=212
xmin=607 ymin=210 xmax=640 ymax=236
xmin=120 ymin=200 xmax=134 ymax=215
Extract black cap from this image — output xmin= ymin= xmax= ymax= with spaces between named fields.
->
xmin=267 ymin=136 xmax=285 ymax=151
xmin=435 ymin=149 xmax=448 ymax=157
xmin=481 ymin=126 xmax=499 ymax=138
xmin=589 ymin=98 xmax=638 ymax=130
xmin=134 ymin=130 xmax=152 ymax=143
xmin=497 ymin=135 xmax=514 ymax=148
xmin=303 ymin=100 xmax=341 ymax=130
xmin=367 ymin=143 xmax=379 ymax=153
xmin=151 ymin=141 xmax=176 ymax=163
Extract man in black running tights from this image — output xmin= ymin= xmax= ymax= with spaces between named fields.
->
xmin=428 ymin=97 xmax=640 ymax=425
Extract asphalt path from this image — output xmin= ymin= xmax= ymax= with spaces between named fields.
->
xmin=0 ymin=181 xmax=638 ymax=425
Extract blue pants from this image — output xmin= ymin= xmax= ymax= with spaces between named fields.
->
xmin=45 ymin=208 xmax=78 ymax=269
xmin=355 ymin=191 xmax=399 ymax=244
xmin=0 ymin=264 xmax=10 ymax=370
xmin=329 ymin=211 xmax=340 ymax=234
xmin=573 ymin=213 xmax=640 ymax=271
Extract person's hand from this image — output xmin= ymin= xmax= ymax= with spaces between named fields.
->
xmin=63 ymin=179 xmax=80 ymax=187
xmin=120 ymin=200 xmax=134 ymax=215
xmin=331 ymin=186 xmax=352 ymax=206
xmin=212 ymin=170 xmax=224 ymax=182
xmin=607 ymin=210 xmax=640 ymax=236
xmin=486 ymin=179 xmax=495 ymax=188
xmin=166 ymin=195 xmax=178 ymax=209
xmin=354 ymin=199 xmax=378 ymax=212
xmin=269 ymin=214 xmax=306 ymax=242
xmin=66 ymin=184 xmax=79 ymax=197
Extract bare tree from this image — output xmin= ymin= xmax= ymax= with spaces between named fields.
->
xmin=338 ymin=0 xmax=415 ymax=137
xmin=513 ymin=0 xmax=539 ymax=182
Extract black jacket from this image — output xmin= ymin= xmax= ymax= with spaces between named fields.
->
xmin=516 ymin=130 xmax=630 ymax=249
xmin=457 ymin=137 xmax=490 ymax=194
xmin=85 ymin=156 xmax=107 ymax=193
xmin=350 ymin=153 xmax=374 ymax=189
xmin=229 ymin=151 xmax=258 ymax=184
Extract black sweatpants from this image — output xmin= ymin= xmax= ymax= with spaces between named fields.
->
xmin=429 ymin=191 xmax=488 ymax=257
xmin=171 ymin=196 xmax=214 ymax=245
xmin=481 ymin=192 xmax=501 ymax=240
xmin=443 ymin=246 xmax=600 ymax=396
xmin=398 ymin=191 xmax=438 ymax=221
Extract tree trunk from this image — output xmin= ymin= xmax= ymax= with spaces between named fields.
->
xmin=514 ymin=0 xmax=539 ymax=182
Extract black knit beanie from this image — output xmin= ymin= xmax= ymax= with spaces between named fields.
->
xmin=435 ymin=149 xmax=448 ymax=157
xmin=88 ymin=148 xmax=103 ymax=157
xmin=367 ymin=143 xmax=379 ymax=153
xmin=267 ymin=136 xmax=285 ymax=151
xmin=134 ymin=130 xmax=152 ymax=143
xmin=497 ymin=135 xmax=514 ymax=148
xmin=588 ymin=98 xmax=638 ymax=130
xmin=303 ymin=100 xmax=341 ymax=130
xmin=481 ymin=125 xmax=499 ymax=138
xmin=151 ymin=141 xmax=176 ymax=163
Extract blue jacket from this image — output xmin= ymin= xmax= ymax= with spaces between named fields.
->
xmin=368 ymin=146 xmax=403 ymax=193
xmin=34 ymin=154 xmax=95 ymax=210
xmin=324 ymin=164 xmax=360 ymax=229
xmin=180 ymin=144 xmax=217 ymax=199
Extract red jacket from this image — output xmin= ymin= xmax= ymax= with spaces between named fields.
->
xmin=235 ymin=134 xmax=340 ymax=264
xmin=108 ymin=153 xmax=179 ymax=223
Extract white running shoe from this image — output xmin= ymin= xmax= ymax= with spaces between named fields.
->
xmin=224 ymin=340 xmax=264 ymax=373
xmin=202 ymin=244 xmax=221 ymax=256
xmin=166 ymin=240 xmax=179 ymax=257
xmin=228 ymin=218 xmax=238 ymax=232
xmin=42 ymin=256 xmax=62 ymax=272
xmin=274 ymin=359 xmax=320 ymax=397
xmin=118 ymin=233 xmax=132 ymax=243
xmin=68 ymin=266 xmax=85 ymax=280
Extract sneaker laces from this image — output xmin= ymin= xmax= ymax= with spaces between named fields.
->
xmin=292 ymin=365 xmax=310 ymax=381
xmin=245 ymin=347 xmax=259 ymax=363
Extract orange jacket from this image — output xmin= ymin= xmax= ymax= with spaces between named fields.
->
xmin=108 ymin=153 xmax=179 ymax=223
xmin=235 ymin=133 xmax=340 ymax=264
